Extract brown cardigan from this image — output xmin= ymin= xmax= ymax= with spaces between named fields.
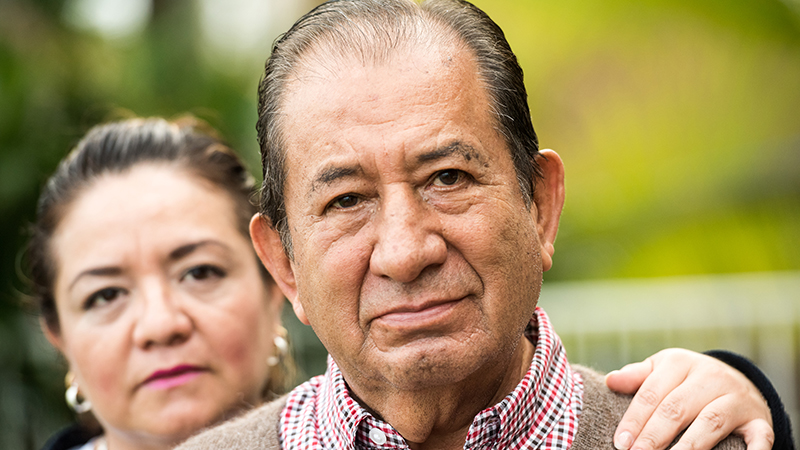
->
xmin=176 ymin=366 xmax=744 ymax=449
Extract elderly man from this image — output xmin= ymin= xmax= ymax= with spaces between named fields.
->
xmin=179 ymin=1 xmax=793 ymax=449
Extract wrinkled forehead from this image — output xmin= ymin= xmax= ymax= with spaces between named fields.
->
xmin=281 ymin=42 xmax=489 ymax=146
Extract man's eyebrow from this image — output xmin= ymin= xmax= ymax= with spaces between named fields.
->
xmin=416 ymin=141 xmax=481 ymax=164
xmin=69 ymin=266 xmax=122 ymax=291
xmin=309 ymin=142 xmax=481 ymax=191
xmin=168 ymin=240 xmax=230 ymax=261
xmin=311 ymin=165 xmax=364 ymax=191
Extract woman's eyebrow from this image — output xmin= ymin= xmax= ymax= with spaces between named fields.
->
xmin=69 ymin=266 xmax=122 ymax=291
xmin=168 ymin=240 xmax=230 ymax=261
xmin=68 ymin=241 xmax=231 ymax=291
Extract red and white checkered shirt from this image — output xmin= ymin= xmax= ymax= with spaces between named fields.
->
xmin=280 ymin=307 xmax=584 ymax=449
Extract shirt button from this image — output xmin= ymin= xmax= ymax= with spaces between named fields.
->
xmin=369 ymin=428 xmax=387 ymax=445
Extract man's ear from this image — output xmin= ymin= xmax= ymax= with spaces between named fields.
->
xmin=249 ymin=214 xmax=308 ymax=325
xmin=265 ymin=281 xmax=286 ymax=318
xmin=532 ymin=149 xmax=565 ymax=272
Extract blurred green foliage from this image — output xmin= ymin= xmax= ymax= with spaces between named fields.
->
xmin=1 ymin=0 xmax=798 ymax=447
xmin=478 ymin=0 xmax=800 ymax=280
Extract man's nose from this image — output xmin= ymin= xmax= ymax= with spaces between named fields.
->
xmin=369 ymin=187 xmax=447 ymax=283
xmin=132 ymin=280 xmax=192 ymax=349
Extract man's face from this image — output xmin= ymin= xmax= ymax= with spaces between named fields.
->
xmin=258 ymin=44 xmax=557 ymax=392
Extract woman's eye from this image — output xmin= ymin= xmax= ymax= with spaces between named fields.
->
xmin=182 ymin=265 xmax=225 ymax=282
xmin=330 ymin=194 xmax=360 ymax=209
xmin=432 ymin=170 xmax=462 ymax=186
xmin=84 ymin=287 xmax=123 ymax=310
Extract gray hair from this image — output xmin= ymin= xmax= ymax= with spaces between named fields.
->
xmin=256 ymin=0 xmax=541 ymax=255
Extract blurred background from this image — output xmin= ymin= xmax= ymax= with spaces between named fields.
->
xmin=0 ymin=0 xmax=797 ymax=447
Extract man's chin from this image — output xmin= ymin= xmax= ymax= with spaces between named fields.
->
xmin=367 ymin=337 xmax=505 ymax=392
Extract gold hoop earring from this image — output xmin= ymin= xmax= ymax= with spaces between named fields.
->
xmin=267 ymin=327 xmax=289 ymax=367
xmin=65 ymin=372 xmax=92 ymax=414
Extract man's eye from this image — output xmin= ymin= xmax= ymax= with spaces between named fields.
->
xmin=331 ymin=194 xmax=360 ymax=209
xmin=183 ymin=265 xmax=225 ymax=282
xmin=84 ymin=287 xmax=124 ymax=310
xmin=432 ymin=170 xmax=462 ymax=186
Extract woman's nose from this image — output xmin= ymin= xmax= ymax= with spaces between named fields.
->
xmin=132 ymin=281 xmax=192 ymax=349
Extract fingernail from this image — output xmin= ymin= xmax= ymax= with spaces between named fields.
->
xmin=614 ymin=431 xmax=633 ymax=450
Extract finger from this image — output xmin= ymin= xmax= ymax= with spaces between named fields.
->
xmin=630 ymin=372 xmax=763 ymax=450
xmin=613 ymin=355 xmax=691 ymax=449
xmin=666 ymin=395 xmax=740 ymax=450
xmin=619 ymin=349 xmax=775 ymax=450
xmin=627 ymin=381 xmax=706 ymax=450
xmin=606 ymin=360 xmax=655 ymax=395
xmin=738 ymin=419 xmax=774 ymax=450
xmin=667 ymin=397 xmax=772 ymax=450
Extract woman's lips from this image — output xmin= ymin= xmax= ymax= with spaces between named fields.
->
xmin=142 ymin=365 xmax=207 ymax=390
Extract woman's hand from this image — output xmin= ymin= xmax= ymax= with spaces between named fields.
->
xmin=606 ymin=348 xmax=774 ymax=450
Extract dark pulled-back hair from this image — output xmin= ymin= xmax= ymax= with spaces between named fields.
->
xmin=28 ymin=117 xmax=258 ymax=336
xmin=256 ymin=0 xmax=541 ymax=255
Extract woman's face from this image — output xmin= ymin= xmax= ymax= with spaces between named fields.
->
xmin=46 ymin=164 xmax=283 ymax=446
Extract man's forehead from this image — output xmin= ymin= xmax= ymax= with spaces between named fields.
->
xmin=281 ymin=43 xmax=484 ymax=128
xmin=280 ymin=50 xmax=489 ymax=155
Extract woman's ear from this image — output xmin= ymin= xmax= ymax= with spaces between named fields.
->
xmin=249 ymin=214 xmax=309 ymax=325
xmin=531 ymin=149 xmax=565 ymax=272
xmin=41 ymin=317 xmax=64 ymax=353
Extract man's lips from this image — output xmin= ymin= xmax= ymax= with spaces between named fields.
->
xmin=372 ymin=298 xmax=463 ymax=329
xmin=141 ymin=365 xmax=207 ymax=390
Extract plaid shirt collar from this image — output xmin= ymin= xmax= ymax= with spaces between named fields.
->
xmin=281 ymin=307 xmax=583 ymax=449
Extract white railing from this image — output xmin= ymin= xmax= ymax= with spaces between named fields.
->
xmin=540 ymin=271 xmax=800 ymax=447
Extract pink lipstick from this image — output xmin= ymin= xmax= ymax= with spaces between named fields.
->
xmin=143 ymin=365 xmax=206 ymax=390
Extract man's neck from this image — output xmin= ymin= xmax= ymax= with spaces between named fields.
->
xmin=347 ymin=335 xmax=536 ymax=450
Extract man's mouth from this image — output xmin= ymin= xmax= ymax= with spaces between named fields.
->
xmin=373 ymin=298 xmax=463 ymax=330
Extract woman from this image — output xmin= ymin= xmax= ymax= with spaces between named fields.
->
xmin=28 ymin=118 xmax=785 ymax=450
xmin=30 ymin=117 xmax=290 ymax=450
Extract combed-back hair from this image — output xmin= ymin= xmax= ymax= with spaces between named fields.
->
xmin=256 ymin=0 xmax=541 ymax=256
